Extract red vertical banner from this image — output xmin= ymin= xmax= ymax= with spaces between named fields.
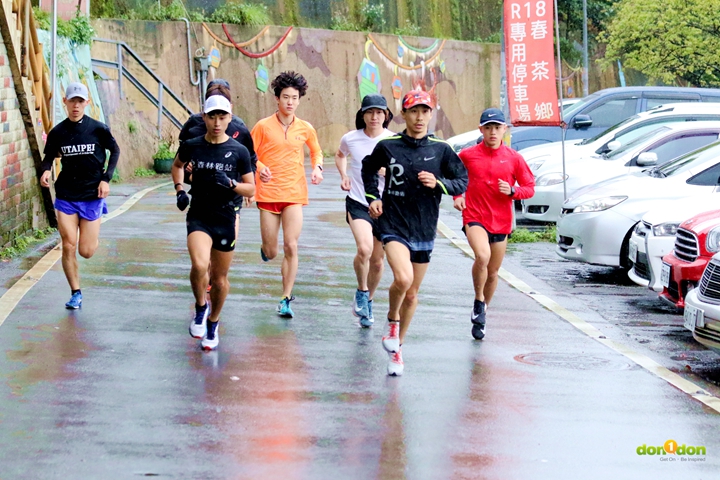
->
xmin=504 ymin=0 xmax=561 ymax=126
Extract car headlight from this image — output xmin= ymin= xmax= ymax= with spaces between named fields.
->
xmin=652 ymin=222 xmax=680 ymax=237
xmin=707 ymin=226 xmax=720 ymax=253
xmin=536 ymin=172 xmax=568 ymax=186
xmin=528 ymin=160 xmax=546 ymax=172
xmin=573 ymin=196 xmax=628 ymax=213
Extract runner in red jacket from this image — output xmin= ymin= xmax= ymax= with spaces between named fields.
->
xmin=453 ymin=108 xmax=535 ymax=340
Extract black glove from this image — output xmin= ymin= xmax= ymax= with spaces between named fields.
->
xmin=176 ymin=190 xmax=189 ymax=211
xmin=214 ymin=170 xmax=236 ymax=189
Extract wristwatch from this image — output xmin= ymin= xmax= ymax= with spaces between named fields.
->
xmin=509 ymin=187 xmax=515 ymax=197
xmin=317 ymin=165 xmax=323 ymax=171
xmin=229 ymin=178 xmax=238 ymax=189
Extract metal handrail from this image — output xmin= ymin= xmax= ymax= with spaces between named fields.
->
xmin=91 ymin=38 xmax=195 ymax=136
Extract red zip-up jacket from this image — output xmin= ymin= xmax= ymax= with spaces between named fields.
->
xmin=454 ymin=142 xmax=534 ymax=234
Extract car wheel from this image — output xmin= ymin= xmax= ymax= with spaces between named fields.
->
xmin=618 ymin=224 xmax=636 ymax=270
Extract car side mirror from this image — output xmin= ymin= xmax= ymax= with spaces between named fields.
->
xmin=636 ymin=152 xmax=658 ymax=166
xmin=572 ymin=114 xmax=593 ymax=129
xmin=607 ymin=140 xmax=621 ymax=152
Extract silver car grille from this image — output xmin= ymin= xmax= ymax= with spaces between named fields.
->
xmin=698 ymin=260 xmax=720 ymax=304
xmin=674 ymin=228 xmax=699 ymax=262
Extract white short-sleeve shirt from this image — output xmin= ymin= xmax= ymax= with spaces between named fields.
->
xmin=339 ymin=128 xmax=395 ymax=206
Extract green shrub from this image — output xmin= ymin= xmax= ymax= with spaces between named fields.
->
xmin=210 ymin=2 xmax=270 ymax=26
xmin=394 ymin=19 xmax=421 ymax=36
xmin=127 ymin=120 xmax=139 ymax=134
xmin=360 ymin=3 xmax=385 ymax=31
xmin=0 ymin=228 xmax=58 ymax=260
xmin=153 ymin=141 xmax=176 ymax=160
xmin=134 ymin=167 xmax=156 ymax=177
xmin=33 ymin=9 xmax=94 ymax=46
xmin=508 ymin=225 xmax=557 ymax=244
xmin=330 ymin=14 xmax=360 ymax=31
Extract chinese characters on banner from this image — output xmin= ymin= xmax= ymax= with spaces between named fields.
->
xmin=504 ymin=0 xmax=561 ymax=126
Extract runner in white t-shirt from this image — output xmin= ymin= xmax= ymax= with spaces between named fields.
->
xmin=335 ymin=94 xmax=395 ymax=327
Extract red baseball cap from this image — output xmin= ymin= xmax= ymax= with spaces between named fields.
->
xmin=402 ymin=90 xmax=434 ymax=110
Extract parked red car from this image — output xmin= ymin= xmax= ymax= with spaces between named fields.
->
xmin=659 ymin=209 xmax=720 ymax=308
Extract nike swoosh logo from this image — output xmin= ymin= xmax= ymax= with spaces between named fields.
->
xmin=424 ymin=156 xmax=435 ymax=161
xmin=488 ymin=114 xmax=496 ymax=117
xmin=354 ymin=306 xmax=363 ymax=313
xmin=471 ymin=312 xmax=480 ymax=320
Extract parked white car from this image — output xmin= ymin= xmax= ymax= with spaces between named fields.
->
xmin=524 ymin=102 xmax=720 ymax=178
xmin=525 ymin=123 xmax=720 ymax=222
xmin=556 ymin=142 xmax=720 ymax=267
xmin=628 ymin=196 xmax=720 ymax=291
xmin=684 ymin=253 xmax=720 ymax=353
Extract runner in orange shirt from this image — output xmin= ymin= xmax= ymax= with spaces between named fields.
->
xmin=251 ymin=71 xmax=324 ymax=318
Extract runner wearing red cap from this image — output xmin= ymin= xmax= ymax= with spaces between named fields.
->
xmin=453 ymin=108 xmax=535 ymax=340
xmin=362 ymin=90 xmax=468 ymax=376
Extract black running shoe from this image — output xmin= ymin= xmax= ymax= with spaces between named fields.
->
xmin=471 ymin=300 xmax=486 ymax=340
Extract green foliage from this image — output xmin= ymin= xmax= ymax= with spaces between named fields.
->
xmin=111 ymin=169 xmax=121 ymax=183
xmin=394 ymin=20 xmax=421 ymax=37
xmin=508 ymin=225 xmax=557 ymax=244
xmin=33 ymin=7 xmax=50 ymax=30
xmin=33 ymin=8 xmax=94 ymax=46
xmin=603 ymin=0 xmax=720 ymax=87
xmin=127 ymin=120 xmax=139 ymax=134
xmin=210 ymin=2 xmax=270 ymax=26
xmin=134 ymin=167 xmax=156 ymax=177
xmin=153 ymin=141 xmax=176 ymax=160
xmin=360 ymin=3 xmax=385 ymax=32
xmin=330 ymin=14 xmax=360 ymax=32
xmin=0 ymin=228 xmax=57 ymax=260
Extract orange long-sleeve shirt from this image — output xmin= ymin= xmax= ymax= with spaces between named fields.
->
xmin=250 ymin=114 xmax=324 ymax=204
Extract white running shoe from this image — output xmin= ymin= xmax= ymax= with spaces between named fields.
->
xmin=382 ymin=321 xmax=400 ymax=353
xmin=189 ymin=304 xmax=210 ymax=339
xmin=387 ymin=348 xmax=404 ymax=376
xmin=201 ymin=321 xmax=219 ymax=351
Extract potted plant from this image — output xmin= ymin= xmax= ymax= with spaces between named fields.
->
xmin=152 ymin=140 xmax=176 ymax=174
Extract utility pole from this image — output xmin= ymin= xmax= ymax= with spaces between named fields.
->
xmin=582 ymin=0 xmax=589 ymax=97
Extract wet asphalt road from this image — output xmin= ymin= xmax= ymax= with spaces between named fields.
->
xmin=1 ymin=174 xmax=719 ymax=479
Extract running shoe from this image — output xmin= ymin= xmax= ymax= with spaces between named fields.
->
xmin=260 ymin=248 xmax=269 ymax=262
xmin=189 ymin=303 xmax=210 ymax=339
xmin=387 ymin=348 xmax=404 ymax=376
xmin=367 ymin=299 xmax=374 ymax=322
xmin=65 ymin=291 xmax=82 ymax=309
xmin=353 ymin=289 xmax=369 ymax=318
xmin=382 ymin=321 xmax=400 ymax=353
xmin=277 ymin=296 xmax=295 ymax=318
xmin=201 ymin=321 xmax=219 ymax=351
xmin=359 ymin=315 xmax=374 ymax=328
xmin=471 ymin=299 xmax=486 ymax=340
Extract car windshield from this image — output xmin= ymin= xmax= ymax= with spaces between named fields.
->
xmin=578 ymin=114 xmax=640 ymax=145
xmin=606 ymin=126 xmax=672 ymax=159
xmin=654 ymin=140 xmax=720 ymax=177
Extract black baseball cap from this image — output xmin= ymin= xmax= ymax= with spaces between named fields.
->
xmin=207 ymin=78 xmax=231 ymax=91
xmin=355 ymin=94 xmax=393 ymax=129
xmin=480 ymin=108 xmax=506 ymax=126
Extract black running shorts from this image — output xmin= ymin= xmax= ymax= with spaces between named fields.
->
xmin=345 ymin=196 xmax=380 ymax=240
xmin=186 ymin=209 xmax=237 ymax=252
xmin=462 ymin=222 xmax=509 ymax=244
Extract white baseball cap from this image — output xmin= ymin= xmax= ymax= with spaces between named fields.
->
xmin=203 ymin=95 xmax=232 ymax=114
xmin=65 ymin=82 xmax=88 ymax=101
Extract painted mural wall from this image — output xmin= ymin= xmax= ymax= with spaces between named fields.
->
xmin=91 ymin=20 xmax=500 ymax=151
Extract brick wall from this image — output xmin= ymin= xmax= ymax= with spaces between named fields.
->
xmin=0 ymin=40 xmax=48 ymax=247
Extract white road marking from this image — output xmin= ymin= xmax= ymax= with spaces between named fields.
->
xmin=437 ymin=220 xmax=720 ymax=414
xmin=0 ymin=182 xmax=170 ymax=329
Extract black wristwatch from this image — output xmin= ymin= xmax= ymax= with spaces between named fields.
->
xmin=229 ymin=178 xmax=238 ymax=189
xmin=509 ymin=187 xmax=515 ymax=197
xmin=316 ymin=165 xmax=323 ymax=171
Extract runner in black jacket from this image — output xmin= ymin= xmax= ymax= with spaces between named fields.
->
xmin=39 ymin=82 xmax=120 ymax=309
xmin=179 ymin=79 xmax=257 ymax=176
xmin=362 ymin=89 xmax=468 ymax=376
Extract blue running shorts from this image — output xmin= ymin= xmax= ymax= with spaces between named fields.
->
xmin=54 ymin=198 xmax=108 ymax=221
